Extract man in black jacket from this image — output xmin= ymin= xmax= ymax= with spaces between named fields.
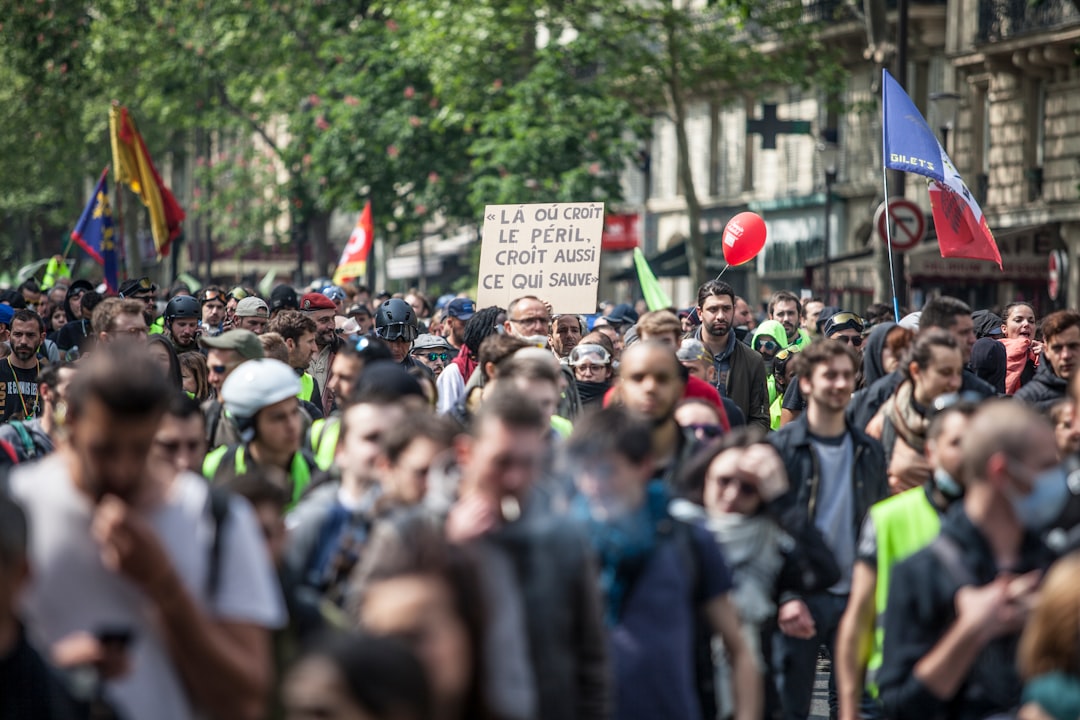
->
xmin=848 ymin=297 xmax=995 ymax=431
xmin=1015 ymin=308 xmax=1080 ymax=414
xmin=768 ymin=339 xmax=888 ymax=720
xmin=692 ymin=280 xmax=769 ymax=431
xmin=877 ymin=401 xmax=1057 ymax=720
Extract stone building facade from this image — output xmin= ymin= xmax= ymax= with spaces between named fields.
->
xmin=631 ymin=0 xmax=1080 ymax=314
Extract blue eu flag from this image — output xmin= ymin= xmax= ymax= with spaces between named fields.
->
xmin=70 ymin=168 xmax=119 ymax=293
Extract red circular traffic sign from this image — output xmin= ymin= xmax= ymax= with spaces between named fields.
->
xmin=875 ymin=199 xmax=927 ymax=252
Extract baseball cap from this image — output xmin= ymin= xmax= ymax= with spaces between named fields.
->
xmin=972 ymin=309 xmax=1004 ymax=338
xmin=321 ymin=286 xmax=347 ymax=303
xmin=677 ymin=338 xmax=715 ymax=364
xmin=345 ymin=303 xmax=371 ymax=318
xmin=198 ymin=329 xmax=265 ymax=360
xmin=0 ymin=304 xmax=14 ymax=327
xmin=300 ymin=292 xmax=337 ymax=312
xmin=446 ymin=298 xmax=476 ymax=321
xmin=269 ymin=285 xmax=299 ymax=312
xmin=234 ymin=296 xmax=269 ymax=318
xmin=352 ymin=361 xmax=427 ymax=404
xmin=412 ymin=334 xmax=453 ymax=352
xmin=602 ymin=302 xmax=639 ymax=326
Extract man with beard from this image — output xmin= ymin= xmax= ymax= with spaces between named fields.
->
xmin=692 ymin=281 xmax=769 ymax=431
xmin=300 ymin=292 xmax=342 ymax=417
xmin=769 ymin=291 xmax=811 ymax=351
xmin=443 ymin=298 xmax=474 ymax=355
xmin=267 ymin=310 xmax=323 ymax=413
xmin=549 ymin=314 xmax=584 ymax=362
xmin=0 ymin=310 xmax=45 ymax=421
xmin=163 ymin=295 xmax=202 ymax=354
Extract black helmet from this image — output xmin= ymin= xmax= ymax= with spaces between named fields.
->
xmin=164 ymin=295 xmax=201 ymax=322
xmin=374 ymin=298 xmax=419 ymax=342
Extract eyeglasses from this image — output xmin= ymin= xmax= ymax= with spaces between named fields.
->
xmin=418 ymin=352 xmax=449 ymax=362
xmin=932 ymin=391 xmax=984 ymax=414
xmin=755 ymin=338 xmax=781 ymax=354
xmin=510 ymin=316 xmax=549 ymax=328
xmin=575 ymin=364 xmax=608 ymax=375
xmin=110 ymin=326 xmax=148 ymax=338
xmin=831 ymin=334 xmax=864 ymax=347
xmin=686 ymin=423 xmax=724 ymax=440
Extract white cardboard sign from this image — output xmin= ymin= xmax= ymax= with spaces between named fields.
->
xmin=477 ymin=202 xmax=605 ymax=314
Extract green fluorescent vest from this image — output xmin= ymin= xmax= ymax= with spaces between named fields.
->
xmin=865 ymin=487 xmax=941 ymax=696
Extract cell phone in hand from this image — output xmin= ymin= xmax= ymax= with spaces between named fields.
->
xmin=95 ymin=625 xmax=135 ymax=649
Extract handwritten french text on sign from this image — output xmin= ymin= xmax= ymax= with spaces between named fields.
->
xmin=477 ymin=202 xmax=605 ymax=315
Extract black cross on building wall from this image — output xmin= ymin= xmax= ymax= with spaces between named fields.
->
xmin=746 ymin=103 xmax=812 ymax=149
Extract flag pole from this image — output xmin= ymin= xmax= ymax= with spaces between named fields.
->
xmin=881 ymin=69 xmax=901 ymax=323
xmin=881 ymin=168 xmax=900 ymax=322
xmin=115 ymin=173 xmax=128 ymax=284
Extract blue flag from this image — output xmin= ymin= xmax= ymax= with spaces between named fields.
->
xmin=70 ymin=168 xmax=119 ymax=293
xmin=882 ymin=69 xmax=946 ymax=183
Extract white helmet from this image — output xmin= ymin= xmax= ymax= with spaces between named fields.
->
xmin=221 ymin=358 xmax=300 ymax=421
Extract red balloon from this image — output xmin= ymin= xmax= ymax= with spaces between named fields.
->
xmin=721 ymin=212 xmax=767 ymax=266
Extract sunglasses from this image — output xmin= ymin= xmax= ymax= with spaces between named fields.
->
xmin=755 ymin=339 xmax=780 ymax=354
xmin=686 ymin=423 xmax=724 ymax=440
xmin=418 ymin=352 xmax=449 ymax=362
xmin=832 ymin=334 xmax=864 ymax=347
xmin=774 ymin=347 xmax=800 ymax=362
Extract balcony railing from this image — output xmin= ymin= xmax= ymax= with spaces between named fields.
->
xmin=977 ymin=0 xmax=1080 ymax=43
xmin=801 ymin=0 xmax=946 ymax=25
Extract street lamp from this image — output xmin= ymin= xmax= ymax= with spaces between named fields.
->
xmin=818 ymin=129 xmax=839 ymax=304
xmin=929 ymin=92 xmax=961 ymax=152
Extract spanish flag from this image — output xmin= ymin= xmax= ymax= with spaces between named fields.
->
xmin=109 ymin=105 xmax=185 ymax=257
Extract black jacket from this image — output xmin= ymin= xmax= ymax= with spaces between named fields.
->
xmin=1014 ymin=361 xmax=1068 ymax=413
xmin=767 ymin=413 xmax=888 ymax=602
xmin=692 ymin=327 xmax=770 ymax=431
xmin=848 ymin=369 xmax=996 ymax=431
xmin=877 ymin=505 xmax=1056 ymax=720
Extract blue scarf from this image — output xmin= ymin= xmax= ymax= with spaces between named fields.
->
xmin=575 ymin=480 xmax=671 ymax=625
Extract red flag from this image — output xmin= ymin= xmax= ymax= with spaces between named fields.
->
xmin=109 ymin=106 xmax=185 ymax=257
xmin=928 ymin=180 xmax=1002 ymax=268
xmin=333 ymin=201 xmax=373 ymax=284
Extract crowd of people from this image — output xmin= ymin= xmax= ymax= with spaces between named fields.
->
xmin=2 ymin=272 xmax=1080 ymax=720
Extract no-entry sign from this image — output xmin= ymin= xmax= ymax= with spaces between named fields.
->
xmin=875 ymin=199 xmax=927 ymax=252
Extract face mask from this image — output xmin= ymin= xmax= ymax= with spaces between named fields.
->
xmin=933 ymin=467 xmax=963 ymax=500
xmin=1010 ymin=465 xmax=1069 ymax=532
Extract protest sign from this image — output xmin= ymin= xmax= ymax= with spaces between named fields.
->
xmin=477 ymin=202 xmax=605 ymax=314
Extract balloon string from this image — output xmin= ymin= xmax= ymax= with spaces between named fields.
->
xmin=715 ymin=264 xmax=729 ymax=281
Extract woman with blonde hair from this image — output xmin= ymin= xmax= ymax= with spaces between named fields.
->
xmin=1017 ymin=551 xmax=1080 ymax=720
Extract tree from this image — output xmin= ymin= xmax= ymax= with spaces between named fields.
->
xmin=569 ymin=1 xmax=847 ymax=286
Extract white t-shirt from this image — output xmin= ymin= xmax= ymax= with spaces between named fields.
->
xmin=436 ymin=362 xmax=465 ymax=414
xmin=10 ymin=457 xmax=286 ymax=720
